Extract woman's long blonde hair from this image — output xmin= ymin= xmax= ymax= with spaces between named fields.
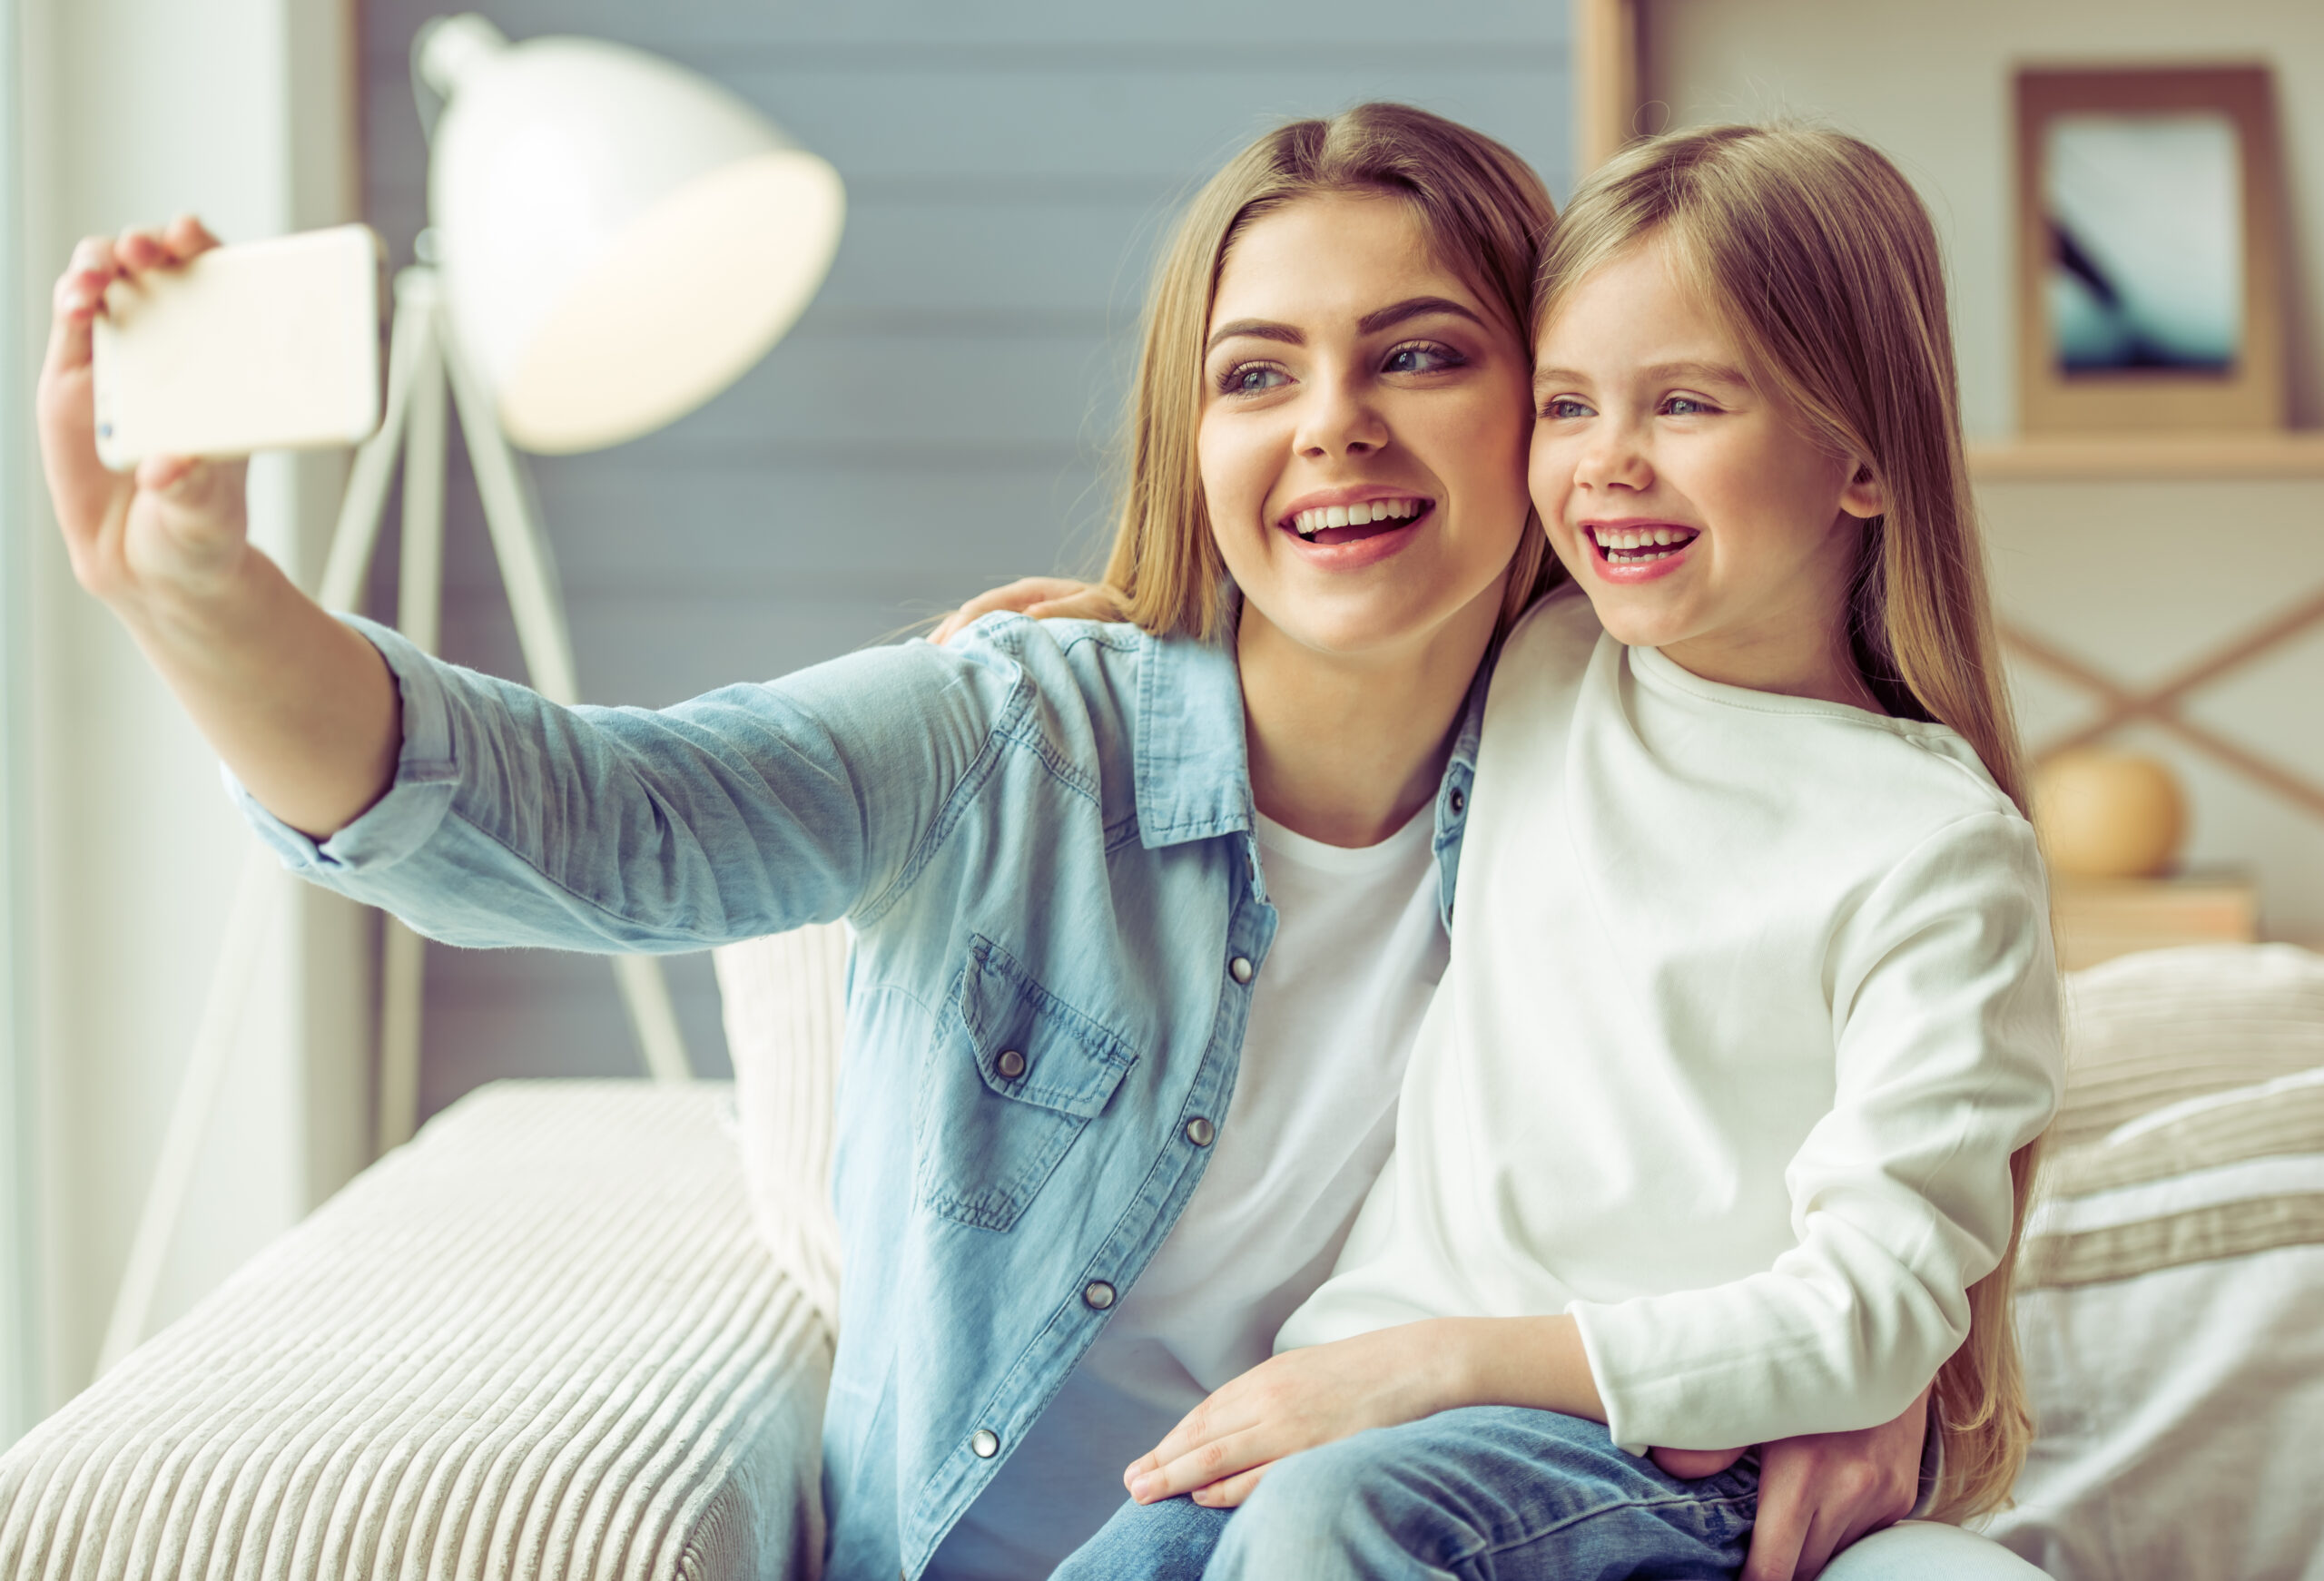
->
xmin=1538 ymin=124 xmax=2038 ymax=1520
xmin=1104 ymin=103 xmax=1562 ymax=639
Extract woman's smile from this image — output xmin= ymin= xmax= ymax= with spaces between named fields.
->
xmin=1277 ymin=487 xmax=1436 ymax=567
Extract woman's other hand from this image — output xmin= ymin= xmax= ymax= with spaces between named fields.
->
xmin=931 ymin=576 xmax=1126 ymax=644
xmin=1121 ymin=1325 xmax=1455 ymax=1509
xmin=39 ymin=218 xmax=251 ymax=615
xmin=1652 ymin=1384 xmax=1930 ymax=1581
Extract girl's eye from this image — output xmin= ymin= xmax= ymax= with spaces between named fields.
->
xmin=1541 ymin=398 xmax=1593 ymax=420
xmin=1219 ymin=361 xmax=1290 ymax=395
xmin=1383 ymin=340 xmax=1465 ymax=376
xmin=1662 ymin=395 xmax=1715 ymax=416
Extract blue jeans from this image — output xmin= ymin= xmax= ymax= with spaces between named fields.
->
xmin=1050 ymin=1407 xmax=1759 ymax=1580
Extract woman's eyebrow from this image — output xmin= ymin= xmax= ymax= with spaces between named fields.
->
xmin=1205 ymin=297 xmax=1487 ymax=356
xmin=1206 ymin=319 xmax=1303 ymax=354
xmin=1356 ymin=296 xmax=1486 ymax=335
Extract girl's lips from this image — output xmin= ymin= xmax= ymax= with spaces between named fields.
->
xmin=1581 ymin=521 xmax=1698 ymax=585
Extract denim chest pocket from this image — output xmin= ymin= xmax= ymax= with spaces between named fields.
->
xmin=917 ymin=935 xmax=1137 ymax=1232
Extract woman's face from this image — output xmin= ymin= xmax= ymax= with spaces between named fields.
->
xmin=1528 ymin=240 xmax=1882 ymax=698
xmin=1198 ymin=194 xmax=1534 ymax=664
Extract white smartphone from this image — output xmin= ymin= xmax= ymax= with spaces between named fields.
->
xmin=93 ymin=223 xmax=385 ymax=470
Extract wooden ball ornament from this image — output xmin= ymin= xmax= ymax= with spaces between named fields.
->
xmin=2032 ymin=749 xmax=2187 ymax=879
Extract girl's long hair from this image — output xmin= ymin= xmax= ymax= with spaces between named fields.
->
xmin=1537 ymin=123 xmax=2038 ymax=1520
xmin=1105 ymin=103 xmax=1561 ymax=639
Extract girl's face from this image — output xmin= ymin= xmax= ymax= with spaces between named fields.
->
xmin=1199 ymin=194 xmax=1533 ymax=664
xmin=1528 ymin=240 xmax=1885 ymax=702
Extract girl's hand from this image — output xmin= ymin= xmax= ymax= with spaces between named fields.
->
xmin=932 ymin=576 xmax=1127 ymax=644
xmin=38 ymin=217 xmax=253 ymax=616
xmin=1123 ymin=1324 xmax=1458 ymax=1508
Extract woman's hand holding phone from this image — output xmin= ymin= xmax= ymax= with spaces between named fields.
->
xmin=38 ymin=219 xmax=401 ymax=840
xmin=41 ymin=219 xmax=255 ymax=614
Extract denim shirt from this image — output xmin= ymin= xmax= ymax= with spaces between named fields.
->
xmin=237 ymin=611 xmax=1484 ymax=1580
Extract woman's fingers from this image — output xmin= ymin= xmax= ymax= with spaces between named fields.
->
xmin=1128 ymin=1425 xmax=1276 ymax=1504
xmin=1650 ymin=1445 xmax=1747 ymax=1479
xmin=1740 ymin=1484 xmax=1811 ymax=1581
xmin=1187 ymin=1462 xmax=1272 ymax=1509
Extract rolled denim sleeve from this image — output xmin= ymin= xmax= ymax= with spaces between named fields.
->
xmin=231 ymin=614 xmax=1020 ymax=953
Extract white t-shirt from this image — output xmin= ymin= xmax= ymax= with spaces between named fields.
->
xmin=1279 ymin=590 xmax=2063 ymax=1454
xmin=931 ymin=805 xmax=1448 ymax=1579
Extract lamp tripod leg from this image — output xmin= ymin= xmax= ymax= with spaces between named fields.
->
xmin=437 ymin=299 xmax=693 ymax=1084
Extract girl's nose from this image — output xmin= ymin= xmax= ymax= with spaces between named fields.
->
xmin=1574 ymin=420 xmax=1652 ymax=492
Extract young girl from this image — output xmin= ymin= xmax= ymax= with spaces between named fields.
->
xmin=1049 ymin=123 xmax=2063 ymax=1579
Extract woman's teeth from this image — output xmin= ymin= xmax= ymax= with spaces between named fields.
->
xmin=1290 ymin=497 xmax=1424 ymax=541
xmin=1590 ymin=525 xmax=1698 ymax=564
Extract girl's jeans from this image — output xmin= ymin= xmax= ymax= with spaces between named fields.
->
xmin=1049 ymin=1406 xmax=1759 ymax=1581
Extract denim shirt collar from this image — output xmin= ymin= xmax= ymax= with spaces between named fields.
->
xmin=1132 ymin=616 xmax=1492 ymax=931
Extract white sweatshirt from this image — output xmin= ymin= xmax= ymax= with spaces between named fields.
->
xmin=1277 ymin=589 xmax=2063 ymax=1453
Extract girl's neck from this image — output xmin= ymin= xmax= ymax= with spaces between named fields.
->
xmin=1236 ymin=596 xmax=1497 ymax=849
xmin=1660 ymin=621 xmax=1883 ymax=712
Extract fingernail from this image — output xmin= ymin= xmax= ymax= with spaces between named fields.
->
xmin=1128 ymin=1475 xmax=1156 ymax=1502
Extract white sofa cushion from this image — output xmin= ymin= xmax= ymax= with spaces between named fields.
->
xmin=1991 ymin=945 xmax=2324 ymax=1580
xmin=0 ymin=1082 xmax=830 ymax=1581
xmin=714 ymin=923 xmax=849 ymax=1338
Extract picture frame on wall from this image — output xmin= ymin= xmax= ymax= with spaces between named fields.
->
xmin=2014 ymin=64 xmax=2286 ymax=434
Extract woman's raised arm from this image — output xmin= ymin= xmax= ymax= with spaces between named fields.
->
xmin=39 ymin=219 xmax=401 ymax=838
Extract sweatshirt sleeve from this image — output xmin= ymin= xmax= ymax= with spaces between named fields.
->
xmin=230 ymin=614 xmax=1025 ymax=953
xmin=1569 ymin=810 xmax=2063 ymax=1451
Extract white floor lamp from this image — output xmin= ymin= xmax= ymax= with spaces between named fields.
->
xmin=99 ymin=14 xmax=844 ymax=1371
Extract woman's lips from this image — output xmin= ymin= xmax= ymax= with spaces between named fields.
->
xmin=1276 ymin=502 xmax=1434 ymax=568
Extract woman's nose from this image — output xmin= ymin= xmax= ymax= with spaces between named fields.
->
xmin=1295 ymin=375 xmax=1389 ymax=458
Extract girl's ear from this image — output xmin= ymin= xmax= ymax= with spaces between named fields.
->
xmin=1840 ymin=459 xmax=1886 ymax=521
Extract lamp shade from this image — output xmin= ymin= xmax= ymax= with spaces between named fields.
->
xmin=417 ymin=15 xmax=844 ymax=453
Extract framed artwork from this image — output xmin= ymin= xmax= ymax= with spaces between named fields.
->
xmin=2014 ymin=64 xmax=2286 ymax=434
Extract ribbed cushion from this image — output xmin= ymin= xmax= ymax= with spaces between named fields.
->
xmin=713 ymin=925 xmax=848 ymax=1338
xmin=2053 ymin=943 xmax=2324 ymax=1152
xmin=0 ymin=1082 xmax=830 ymax=1580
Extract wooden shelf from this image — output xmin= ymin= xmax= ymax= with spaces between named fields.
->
xmin=1970 ymin=433 xmax=2324 ymax=481
xmin=2051 ymin=871 xmax=2258 ymax=973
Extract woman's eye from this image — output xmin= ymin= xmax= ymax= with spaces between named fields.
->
xmin=1541 ymin=398 xmax=1593 ymax=420
xmin=1219 ymin=361 xmax=1290 ymax=394
xmin=1383 ymin=341 xmax=1464 ymax=376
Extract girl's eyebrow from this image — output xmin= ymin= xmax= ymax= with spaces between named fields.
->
xmin=1531 ymin=360 xmax=1751 ymax=396
xmin=1205 ymin=296 xmax=1486 ymax=356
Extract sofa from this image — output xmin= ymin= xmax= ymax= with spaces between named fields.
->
xmin=1 ymin=936 xmax=2317 ymax=1579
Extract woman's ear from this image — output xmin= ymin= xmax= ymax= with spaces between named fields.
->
xmin=1839 ymin=459 xmax=1886 ymax=521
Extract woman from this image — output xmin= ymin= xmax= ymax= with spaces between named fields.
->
xmin=43 ymin=105 xmax=1974 ymax=1579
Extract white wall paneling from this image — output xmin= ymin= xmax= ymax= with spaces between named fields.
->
xmin=359 ymin=0 xmax=1575 ymax=1118
xmin=0 ymin=0 xmax=41 ymax=1450
xmin=15 ymin=0 xmax=368 ymax=1416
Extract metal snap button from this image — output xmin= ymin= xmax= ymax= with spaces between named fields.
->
xmin=1083 ymin=1280 xmax=1117 ymax=1311
xmin=1229 ymin=956 xmax=1254 ymax=984
xmin=1449 ymin=786 xmax=1466 ymax=817
xmin=1185 ymin=1115 xmax=1216 ymax=1147
xmin=970 ymin=1428 xmax=1000 ymax=1458
xmin=996 ymin=1048 xmax=1027 ymax=1080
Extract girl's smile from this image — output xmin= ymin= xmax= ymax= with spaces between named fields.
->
xmin=1582 ymin=518 xmax=1700 ymax=581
